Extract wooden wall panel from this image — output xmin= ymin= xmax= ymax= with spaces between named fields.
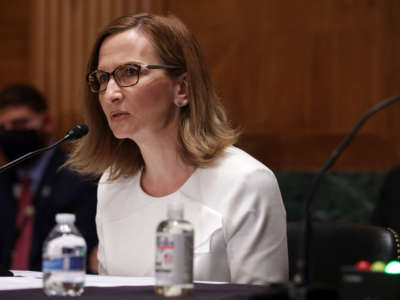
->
xmin=0 ymin=0 xmax=31 ymax=87
xmin=1 ymin=0 xmax=399 ymax=171
xmin=29 ymin=0 xmax=165 ymax=140
xmin=165 ymin=0 xmax=400 ymax=171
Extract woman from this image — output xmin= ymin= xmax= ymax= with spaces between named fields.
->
xmin=69 ymin=13 xmax=288 ymax=284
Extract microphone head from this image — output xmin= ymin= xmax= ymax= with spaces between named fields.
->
xmin=65 ymin=124 xmax=89 ymax=141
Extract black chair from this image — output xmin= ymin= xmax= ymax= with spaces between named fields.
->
xmin=287 ymin=221 xmax=400 ymax=286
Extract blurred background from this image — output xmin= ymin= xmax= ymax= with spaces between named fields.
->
xmin=1 ymin=0 xmax=399 ymax=222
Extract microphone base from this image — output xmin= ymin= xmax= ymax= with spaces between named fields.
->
xmin=340 ymin=267 xmax=400 ymax=300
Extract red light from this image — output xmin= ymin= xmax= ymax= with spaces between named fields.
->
xmin=355 ymin=260 xmax=371 ymax=270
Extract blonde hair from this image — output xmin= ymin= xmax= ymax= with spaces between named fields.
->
xmin=68 ymin=13 xmax=239 ymax=180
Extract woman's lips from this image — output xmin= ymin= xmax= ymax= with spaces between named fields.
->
xmin=110 ymin=111 xmax=130 ymax=121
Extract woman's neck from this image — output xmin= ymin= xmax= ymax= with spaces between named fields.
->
xmin=137 ymin=131 xmax=195 ymax=197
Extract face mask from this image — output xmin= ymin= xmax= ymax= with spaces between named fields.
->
xmin=0 ymin=129 xmax=46 ymax=165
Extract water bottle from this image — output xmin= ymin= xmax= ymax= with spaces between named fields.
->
xmin=155 ymin=200 xmax=194 ymax=297
xmin=42 ymin=213 xmax=86 ymax=296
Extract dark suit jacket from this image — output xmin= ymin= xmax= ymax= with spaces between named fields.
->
xmin=0 ymin=147 xmax=98 ymax=271
xmin=371 ymin=167 xmax=400 ymax=234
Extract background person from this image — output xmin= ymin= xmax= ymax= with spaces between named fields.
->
xmin=68 ymin=13 xmax=288 ymax=284
xmin=0 ymin=84 xmax=98 ymax=272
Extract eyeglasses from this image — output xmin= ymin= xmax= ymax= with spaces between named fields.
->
xmin=86 ymin=63 xmax=180 ymax=93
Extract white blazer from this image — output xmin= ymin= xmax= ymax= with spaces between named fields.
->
xmin=96 ymin=146 xmax=288 ymax=284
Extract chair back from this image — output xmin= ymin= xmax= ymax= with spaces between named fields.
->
xmin=287 ymin=221 xmax=400 ymax=285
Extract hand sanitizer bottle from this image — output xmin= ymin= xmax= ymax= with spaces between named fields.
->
xmin=155 ymin=200 xmax=194 ymax=297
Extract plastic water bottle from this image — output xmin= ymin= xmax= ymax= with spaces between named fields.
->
xmin=42 ymin=213 xmax=86 ymax=296
xmin=155 ymin=200 xmax=194 ymax=297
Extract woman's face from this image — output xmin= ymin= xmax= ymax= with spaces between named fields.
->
xmin=97 ymin=29 xmax=178 ymax=142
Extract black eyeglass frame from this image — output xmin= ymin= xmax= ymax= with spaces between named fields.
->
xmin=86 ymin=63 xmax=180 ymax=93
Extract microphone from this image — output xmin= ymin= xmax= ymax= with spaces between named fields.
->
xmin=251 ymin=95 xmax=400 ymax=300
xmin=64 ymin=123 xmax=89 ymax=141
xmin=0 ymin=124 xmax=88 ymax=175
xmin=296 ymin=95 xmax=400 ymax=298
xmin=300 ymin=96 xmax=400 ymax=282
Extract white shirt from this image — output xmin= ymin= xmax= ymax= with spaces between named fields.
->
xmin=96 ymin=146 xmax=288 ymax=284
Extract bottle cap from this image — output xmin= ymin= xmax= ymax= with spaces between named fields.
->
xmin=167 ymin=200 xmax=184 ymax=219
xmin=55 ymin=213 xmax=76 ymax=224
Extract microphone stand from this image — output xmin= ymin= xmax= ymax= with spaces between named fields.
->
xmin=0 ymin=124 xmax=88 ymax=175
xmin=0 ymin=137 xmax=67 ymax=175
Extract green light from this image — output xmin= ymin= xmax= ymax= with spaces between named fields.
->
xmin=370 ymin=261 xmax=386 ymax=272
xmin=384 ymin=261 xmax=400 ymax=274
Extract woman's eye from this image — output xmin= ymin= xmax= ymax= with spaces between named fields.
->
xmin=99 ymin=73 xmax=109 ymax=83
xmin=124 ymin=67 xmax=138 ymax=77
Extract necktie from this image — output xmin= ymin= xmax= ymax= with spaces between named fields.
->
xmin=11 ymin=175 xmax=34 ymax=270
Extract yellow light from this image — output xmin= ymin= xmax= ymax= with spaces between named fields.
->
xmin=370 ymin=261 xmax=386 ymax=272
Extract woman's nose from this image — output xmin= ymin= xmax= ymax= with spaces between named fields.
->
xmin=102 ymin=77 xmax=122 ymax=103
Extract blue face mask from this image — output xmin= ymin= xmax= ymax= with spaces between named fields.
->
xmin=0 ymin=129 xmax=45 ymax=166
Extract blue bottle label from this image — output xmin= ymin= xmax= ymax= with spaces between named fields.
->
xmin=43 ymin=256 xmax=85 ymax=271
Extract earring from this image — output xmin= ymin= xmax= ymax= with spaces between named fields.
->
xmin=176 ymin=100 xmax=183 ymax=107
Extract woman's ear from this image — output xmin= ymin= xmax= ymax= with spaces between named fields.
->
xmin=174 ymin=73 xmax=189 ymax=108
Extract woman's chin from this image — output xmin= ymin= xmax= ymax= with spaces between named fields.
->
xmin=109 ymin=123 xmax=138 ymax=140
xmin=110 ymin=126 xmax=142 ymax=142
xmin=111 ymin=129 xmax=130 ymax=140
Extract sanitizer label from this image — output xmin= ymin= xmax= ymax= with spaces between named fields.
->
xmin=155 ymin=233 xmax=193 ymax=285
